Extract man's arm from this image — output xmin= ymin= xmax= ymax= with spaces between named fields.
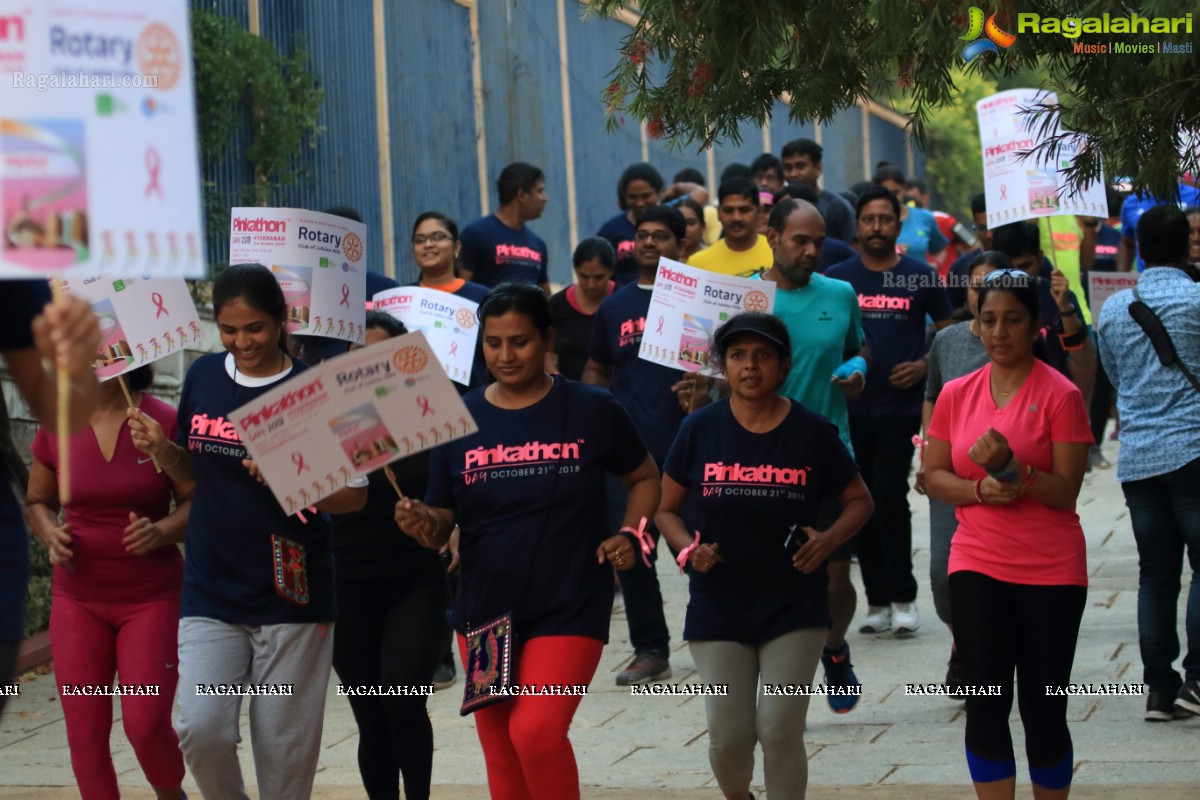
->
xmin=581 ymin=358 xmax=613 ymax=388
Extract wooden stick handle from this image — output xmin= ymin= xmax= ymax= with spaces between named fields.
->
xmin=48 ymin=282 xmax=71 ymax=504
xmin=383 ymin=464 xmax=406 ymax=501
xmin=117 ymin=375 xmax=162 ymax=473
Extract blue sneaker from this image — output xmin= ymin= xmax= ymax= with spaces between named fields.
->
xmin=821 ymin=642 xmax=861 ymax=714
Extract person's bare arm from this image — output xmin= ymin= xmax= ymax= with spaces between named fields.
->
xmin=581 ymin=358 xmax=613 ymax=388
xmin=25 ymin=458 xmax=72 ymax=565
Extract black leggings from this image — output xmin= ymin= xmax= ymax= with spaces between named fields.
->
xmin=332 ymin=577 xmax=449 ymax=800
xmin=950 ymin=570 xmax=1086 ymax=774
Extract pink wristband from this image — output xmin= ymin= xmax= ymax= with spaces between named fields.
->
xmin=619 ymin=517 xmax=653 ymax=568
xmin=676 ymin=531 xmax=701 ymax=574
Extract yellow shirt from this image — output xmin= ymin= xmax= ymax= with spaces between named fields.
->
xmin=687 ymin=236 xmax=773 ymax=278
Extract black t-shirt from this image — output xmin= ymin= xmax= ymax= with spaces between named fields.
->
xmin=596 ymin=212 xmax=639 ymax=286
xmin=548 ymin=285 xmax=608 ymax=381
xmin=665 ymin=399 xmax=859 ymax=643
xmin=587 ymin=283 xmax=686 ymax=462
xmin=176 ymin=353 xmax=335 ymax=624
xmin=425 ymin=377 xmax=648 ymax=640
xmin=331 ymin=451 xmax=444 ymax=585
xmin=458 ymin=214 xmax=549 ymax=288
xmin=825 ymin=255 xmax=954 ymax=417
xmin=0 ymin=280 xmax=50 ymax=640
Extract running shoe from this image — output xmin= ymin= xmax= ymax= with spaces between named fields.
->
xmin=1175 ymin=679 xmax=1200 ymax=716
xmin=821 ymin=642 xmax=861 ymax=714
xmin=859 ymin=605 xmax=892 ymax=634
xmin=615 ymin=652 xmax=671 ymax=685
xmin=1147 ymin=689 xmax=1190 ymax=721
xmin=893 ymin=602 xmax=920 ymax=636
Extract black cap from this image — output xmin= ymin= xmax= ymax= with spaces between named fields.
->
xmin=714 ymin=313 xmax=788 ymax=352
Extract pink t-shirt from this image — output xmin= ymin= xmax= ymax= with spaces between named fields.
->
xmin=31 ymin=394 xmax=183 ymax=603
xmin=928 ymin=359 xmax=1093 ymax=586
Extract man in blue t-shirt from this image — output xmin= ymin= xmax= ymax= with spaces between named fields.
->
xmin=584 ymin=205 xmax=693 ymax=686
xmin=459 ymin=162 xmax=550 ymax=294
xmin=758 ymin=198 xmax=870 ymax=711
xmin=826 ymin=186 xmax=954 ymax=639
xmin=1118 ymin=180 xmax=1200 ymax=272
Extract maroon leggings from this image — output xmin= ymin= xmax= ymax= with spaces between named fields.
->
xmin=457 ymin=634 xmax=603 ymax=800
xmin=50 ymin=595 xmax=185 ymax=799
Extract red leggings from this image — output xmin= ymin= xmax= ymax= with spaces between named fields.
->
xmin=50 ymin=595 xmax=185 ymax=800
xmin=457 ymin=634 xmax=603 ymax=800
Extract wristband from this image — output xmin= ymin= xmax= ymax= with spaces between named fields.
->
xmin=972 ymin=479 xmax=984 ymax=504
xmin=619 ymin=517 xmax=654 ymax=568
xmin=987 ymin=455 xmax=1021 ymax=484
xmin=1019 ymin=463 xmax=1037 ymax=489
xmin=833 ymin=355 xmax=868 ymax=381
xmin=1059 ymin=326 xmax=1088 ymax=351
xmin=676 ymin=531 xmax=701 ymax=574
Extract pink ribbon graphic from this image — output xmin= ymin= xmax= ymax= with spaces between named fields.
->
xmin=417 ymin=396 xmax=433 ymax=417
xmin=620 ymin=516 xmax=654 ymax=568
xmin=656 ymin=316 xmax=665 ymax=335
xmin=339 ymin=284 xmax=350 ymax=307
xmin=144 ymin=147 xmax=163 ymax=197
xmin=676 ymin=531 xmax=701 ymax=574
xmin=151 ymin=292 xmax=168 ymax=318
xmin=999 ymin=184 xmax=1008 ymax=200
xmin=292 ymin=452 xmax=311 ymax=474
xmin=449 ymin=341 xmax=458 ymax=357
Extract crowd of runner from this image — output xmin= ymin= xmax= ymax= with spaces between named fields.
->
xmin=2 ymin=139 xmax=1199 ymax=800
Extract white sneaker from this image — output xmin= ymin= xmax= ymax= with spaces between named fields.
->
xmin=893 ymin=602 xmax=920 ymax=636
xmin=859 ymin=605 xmax=892 ymax=633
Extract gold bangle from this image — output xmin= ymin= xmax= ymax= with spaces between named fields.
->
xmin=159 ymin=445 xmax=182 ymax=469
xmin=426 ymin=508 xmax=441 ymax=538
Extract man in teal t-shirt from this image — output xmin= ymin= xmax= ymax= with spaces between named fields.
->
xmin=757 ymin=198 xmax=868 ymax=713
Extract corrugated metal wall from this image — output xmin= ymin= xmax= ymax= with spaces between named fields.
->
xmin=196 ymin=0 xmax=924 ymax=284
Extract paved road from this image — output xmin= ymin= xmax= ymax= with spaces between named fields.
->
xmin=3 ymin=441 xmax=1198 ymax=797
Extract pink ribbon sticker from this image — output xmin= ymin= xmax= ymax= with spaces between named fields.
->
xmin=449 ymin=341 xmax=458 ymax=357
xmin=144 ymin=147 xmax=163 ymax=197
xmin=292 ymin=452 xmax=311 ymax=474
xmin=417 ymin=396 xmax=433 ymax=417
xmin=656 ymin=316 xmax=665 ymax=335
xmin=676 ymin=531 xmax=701 ymax=574
xmin=151 ymin=291 xmax=168 ymax=318
xmin=339 ymin=284 xmax=350 ymax=307
xmin=620 ymin=516 xmax=654 ymax=568
xmin=999 ymin=184 xmax=1008 ymax=200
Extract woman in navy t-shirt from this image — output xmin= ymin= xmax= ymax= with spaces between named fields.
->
xmin=657 ymin=312 xmax=873 ymax=800
xmin=395 ymin=282 xmax=660 ymax=800
xmin=129 ymin=264 xmax=367 ymax=799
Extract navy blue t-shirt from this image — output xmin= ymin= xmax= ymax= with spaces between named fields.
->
xmin=425 ymin=377 xmax=647 ymax=640
xmin=826 ymin=255 xmax=954 ymax=417
xmin=947 ymin=247 xmax=983 ymax=310
xmin=596 ymin=211 xmax=639 ymax=286
xmin=0 ymin=279 xmax=51 ymax=640
xmin=665 ymin=399 xmax=858 ymax=643
xmin=819 ymin=237 xmax=856 ymax=274
xmin=458 ymin=214 xmax=549 ymax=288
xmin=176 ymin=353 xmax=335 ymax=624
xmin=588 ymin=283 xmax=686 ymax=462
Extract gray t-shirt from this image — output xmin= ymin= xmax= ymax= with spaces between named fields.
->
xmin=926 ymin=321 xmax=989 ymax=401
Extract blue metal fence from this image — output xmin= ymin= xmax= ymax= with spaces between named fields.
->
xmin=195 ymin=0 xmax=924 ymax=284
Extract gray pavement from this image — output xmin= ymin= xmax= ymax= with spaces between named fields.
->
xmin=3 ymin=438 xmax=1198 ymax=798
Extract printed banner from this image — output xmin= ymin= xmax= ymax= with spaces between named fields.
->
xmin=1086 ymin=272 xmax=1139 ymax=320
xmin=230 ymin=331 xmax=477 ymax=514
xmin=373 ymin=287 xmax=479 ymax=386
xmin=0 ymin=0 xmax=206 ymax=278
xmin=977 ymin=89 xmax=1108 ymax=229
xmin=228 ymin=207 xmax=367 ymax=346
xmin=638 ymin=257 xmax=775 ymax=376
xmin=52 ymin=273 xmax=201 ymax=380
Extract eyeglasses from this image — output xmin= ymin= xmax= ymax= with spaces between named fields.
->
xmin=413 ymin=232 xmax=452 ymax=245
xmin=635 ymin=230 xmax=675 ymax=243
xmin=982 ymin=267 xmax=1032 ymax=287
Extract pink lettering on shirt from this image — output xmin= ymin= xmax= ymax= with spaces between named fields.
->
xmin=858 ymin=293 xmax=912 ymax=311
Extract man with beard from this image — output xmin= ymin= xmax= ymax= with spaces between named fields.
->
xmin=584 ymin=206 xmax=694 ymax=685
xmin=689 ymin=178 xmax=774 ymax=278
xmin=826 ymin=187 xmax=954 ymax=638
xmin=756 ymin=198 xmax=871 ymax=712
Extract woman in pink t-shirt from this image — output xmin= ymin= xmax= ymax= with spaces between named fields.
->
xmin=925 ymin=268 xmax=1092 ymax=800
xmin=26 ymin=366 xmax=189 ymax=800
